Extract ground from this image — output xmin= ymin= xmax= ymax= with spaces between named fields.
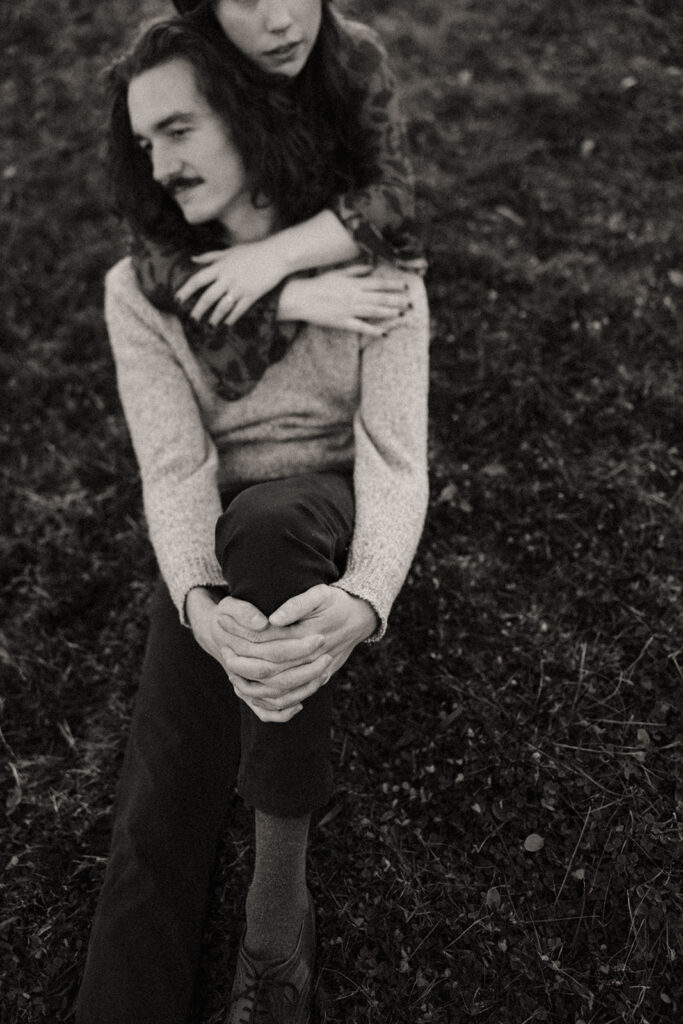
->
xmin=1 ymin=0 xmax=682 ymax=1021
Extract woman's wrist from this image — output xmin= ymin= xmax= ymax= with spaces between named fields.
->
xmin=272 ymin=211 xmax=360 ymax=277
xmin=276 ymin=277 xmax=305 ymax=322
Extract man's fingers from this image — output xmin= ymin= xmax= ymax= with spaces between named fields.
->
xmin=222 ymin=632 xmax=325 ymax=663
xmin=269 ymin=585 xmax=327 ymax=627
xmin=242 ymin=675 xmax=329 ymax=712
xmin=225 ymin=651 xmax=332 ymax=690
xmin=232 ymin=674 xmax=329 ymax=713
xmin=238 ymin=692 xmax=303 ymax=723
xmin=216 ymin=596 xmax=269 ymax=634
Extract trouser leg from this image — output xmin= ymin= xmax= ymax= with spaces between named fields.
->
xmin=77 ymin=471 xmax=354 ymax=1021
xmin=76 ymin=580 xmax=242 ymax=1024
xmin=214 ymin=471 xmax=354 ymax=818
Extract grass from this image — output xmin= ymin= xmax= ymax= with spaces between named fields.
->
xmin=1 ymin=0 xmax=682 ymax=1021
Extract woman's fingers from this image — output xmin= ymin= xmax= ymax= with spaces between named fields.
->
xmin=362 ymin=277 xmax=411 ymax=292
xmin=191 ymin=251 xmax=226 ymax=263
xmin=225 ymin=295 xmax=255 ymax=326
xmin=340 ymin=264 xmax=373 ymax=277
xmin=208 ymin=291 xmax=238 ymax=326
xmin=175 ymin=266 xmax=217 ymax=304
xmin=360 ymin=290 xmax=412 ymax=308
xmin=188 ymin=281 xmax=230 ymax=321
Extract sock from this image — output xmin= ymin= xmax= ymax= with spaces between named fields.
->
xmin=244 ymin=810 xmax=311 ymax=962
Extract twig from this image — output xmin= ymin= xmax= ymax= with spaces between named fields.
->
xmin=555 ymin=804 xmax=592 ymax=905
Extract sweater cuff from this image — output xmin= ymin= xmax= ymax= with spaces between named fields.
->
xmin=331 ymin=577 xmax=390 ymax=643
xmin=165 ymin=555 xmax=226 ymax=627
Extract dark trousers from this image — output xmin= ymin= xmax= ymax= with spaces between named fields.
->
xmin=76 ymin=472 xmax=354 ymax=1024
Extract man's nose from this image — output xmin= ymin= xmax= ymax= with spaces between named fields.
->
xmin=150 ymin=142 xmax=182 ymax=184
xmin=264 ymin=0 xmax=295 ymax=34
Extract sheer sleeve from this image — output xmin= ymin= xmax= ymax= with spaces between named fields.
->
xmin=128 ymin=231 xmax=300 ymax=400
xmin=331 ymin=20 xmax=426 ymax=271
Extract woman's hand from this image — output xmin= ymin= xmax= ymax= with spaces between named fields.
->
xmin=278 ymin=265 xmax=411 ymax=337
xmin=175 ymin=239 xmax=288 ymax=327
xmin=215 ymin=585 xmax=378 ymax=721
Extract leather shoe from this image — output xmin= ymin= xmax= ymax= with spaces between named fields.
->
xmin=226 ymin=894 xmax=316 ymax=1024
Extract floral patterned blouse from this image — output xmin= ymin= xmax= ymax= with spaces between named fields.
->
xmin=130 ymin=16 xmax=425 ymax=401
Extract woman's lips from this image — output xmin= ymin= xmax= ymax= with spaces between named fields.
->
xmin=264 ymin=40 xmax=302 ymax=63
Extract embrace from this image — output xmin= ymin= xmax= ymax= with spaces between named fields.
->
xmin=77 ymin=3 xmax=429 ymax=1022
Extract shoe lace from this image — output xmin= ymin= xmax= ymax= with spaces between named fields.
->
xmin=233 ymin=963 xmax=299 ymax=1024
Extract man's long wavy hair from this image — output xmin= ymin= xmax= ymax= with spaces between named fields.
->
xmin=108 ymin=7 xmax=375 ymax=250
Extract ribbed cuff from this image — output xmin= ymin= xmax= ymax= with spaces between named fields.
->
xmin=331 ymin=577 xmax=390 ymax=643
xmin=165 ymin=555 xmax=226 ymax=626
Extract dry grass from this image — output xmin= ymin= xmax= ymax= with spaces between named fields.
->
xmin=1 ymin=0 xmax=682 ymax=1021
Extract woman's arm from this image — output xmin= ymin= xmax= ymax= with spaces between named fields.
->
xmin=328 ymin=19 xmax=425 ymax=269
xmin=160 ymin=23 xmax=424 ymax=328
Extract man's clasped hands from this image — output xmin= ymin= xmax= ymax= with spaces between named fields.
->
xmin=186 ymin=585 xmax=378 ymax=722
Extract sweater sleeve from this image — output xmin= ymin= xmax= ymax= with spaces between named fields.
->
xmin=104 ymin=258 xmax=226 ymax=622
xmin=330 ymin=20 xmax=426 ymax=271
xmin=332 ymin=269 xmax=430 ymax=639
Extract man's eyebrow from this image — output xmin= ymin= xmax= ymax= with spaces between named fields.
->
xmin=135 ymin=112 xmax=195 ymax=139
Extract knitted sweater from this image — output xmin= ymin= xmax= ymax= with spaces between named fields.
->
xmin=104 ymin=257 xmax=429 ymax=638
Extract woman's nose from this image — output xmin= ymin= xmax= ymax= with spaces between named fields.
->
xmin=264 ymin=0 xmax=295 ymax=34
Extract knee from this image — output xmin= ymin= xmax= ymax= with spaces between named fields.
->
xmin=215 ymin=479 xmax=314 ymax=573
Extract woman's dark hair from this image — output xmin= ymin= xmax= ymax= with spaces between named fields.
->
xmin=108 ymin=6 xmax=375 ymax=249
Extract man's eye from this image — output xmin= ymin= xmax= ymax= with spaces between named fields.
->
xmin=170 ymin=127 xmax=189 ymax=139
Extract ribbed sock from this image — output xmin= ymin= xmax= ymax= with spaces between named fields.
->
xmin=244 ymin=810 xmax=311 ymax=962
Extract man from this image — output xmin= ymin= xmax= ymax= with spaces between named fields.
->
xmin=77 ymin=18 xmax=428 ymax=1024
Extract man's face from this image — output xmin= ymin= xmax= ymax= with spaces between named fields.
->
xmin=128 ymin=57 xmax=249 ymax=227
xmin=213 ymin=0 xmax=322 ymax=77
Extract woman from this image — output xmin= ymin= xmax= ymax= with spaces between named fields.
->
xmin=126 ymin=0 xmax=425 ymax=399
xmin=77 ymin=18 xmax=428 ymax=1024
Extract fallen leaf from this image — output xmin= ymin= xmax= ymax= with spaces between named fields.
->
xmin=485 ymin=887 xmax=502 ymax=910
